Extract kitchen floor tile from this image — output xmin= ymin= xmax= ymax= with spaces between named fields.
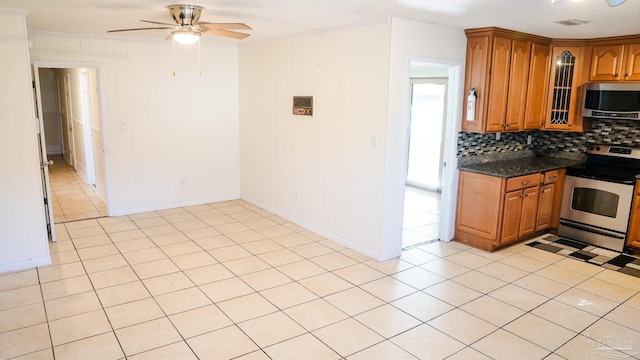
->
xmin=298 ymin=272 xmax=354 ymax=297
xmin=104 ymin=297 xmax=165 ymax=329
xmin=504 ymin=313 xmax=577 ymax=351
xmin=471 ymin=329 xmax=550 ymax=360
xmin=284 ymin=298 xmax=348 ymax=331
xmin=141 ymin=272 xmax=194 ymax=296
xmin=531 ymin=300 xmax=600 ymax=333
xmin=168 ymin=305 xmax=233 ymax=339
xmin=114 ymin=317 xmax=181 ymax=357
xmin=390 ymin=291 xmax=455 ymax=322
xmin=346 ymin=340 xmax=416 ymax=360
xmin=199 ymin=277 xmax=254 ymax=302
xmin=0 ymin=323 xmax=52 ymax=359
xmin=460 ymin=295 xmax=525 ymax=327
xmin=259 ymin=282 xmax=318 ymax=309
xmin=312 ymin=318 xmax=385 ymax=357
xmin=49 ymin=310 xmax=112 ymax=346
xmin=354 ymin=304 xmax=422 ymax=338
xmin=95 ymin=280 xmax=150 ymax=308
xmin=154 ymin=287 xmax=212 ymax=315
xmin=127 ymin=341 xmax=197 ymax=360
xmin=52 ymin=332 xmax=124 ymax=360
xmin=237 ymin=311 xmax=306 ymax=348
xmin=187 ymin=325 xmax=259 ymax=359
xmin=324 ymin=287 xmax=385 ymax=316
xmin=217 ymin=293 xmax=278 ymax=323
xmin=45 ymin=291 xmax=102 ymax=321
xmin=0 ymin=302 xmax=47 ymax=334
xmin=239 ymin=268 xmax=292 ymax=291
xmin=423 ymin=280 xmax=482 ymax=307
xmin=390 ymin=324 xmax=465 ymax=359
xmin=427 ymin=308 xmax=497 ymax=345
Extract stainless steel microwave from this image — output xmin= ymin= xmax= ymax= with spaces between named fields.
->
xmin=582 ymin=82 xmax=640 ymax=120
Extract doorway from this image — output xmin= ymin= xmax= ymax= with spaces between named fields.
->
xmin=402 ymin=65 xmax=449 ymax=248
xmin=34 ymin=64 xmax=108 ymax=226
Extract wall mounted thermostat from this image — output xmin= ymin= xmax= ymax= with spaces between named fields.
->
xmin=293 ymin=96 xmax=313 ymax=116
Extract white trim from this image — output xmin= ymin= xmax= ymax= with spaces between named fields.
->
xmin=403 ymin=57 xmax=463 ymax=244
xmin=243 ymin=196 xmax=400 ymax=261
xmin=32 ymin=61 xmax=112 ymax=217
xmin=0 ymin=8 xmax=29 ymax=16
xmin=111 ymin=195 xmax=241 ymax=217
xmin=0 ymin=256 xmax=51 ymax=274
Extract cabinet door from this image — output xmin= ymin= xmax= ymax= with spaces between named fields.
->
xmin=462 ymin=36 xmax=490 ymax=132
xmin=455 ymin=171 xmax=503 ymax=241
xmin=524 ymin=42 xmax=550 ymax=130
xmin=501 ymin=190 xmax=522 ymax=244
xmin=519 ymin=186 xmax=539 ymax=238
xmin=506 ymin=40 xmax=531 ymax=131
xmin=486 ymin=36 xmax=512 ymax=132
xmin=624 ymin=43 xmax=640 ymax=81
xmin=536 ymin=183 xmax=554 ymax=232
xmin=590 ymin=44 xmax=625 ymax=81
xmin=545 ymin=46 xmax=584 ymax=131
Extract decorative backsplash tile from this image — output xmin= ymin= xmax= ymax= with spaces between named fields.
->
xmin=458 ymin=119 xmax=640 ymax=163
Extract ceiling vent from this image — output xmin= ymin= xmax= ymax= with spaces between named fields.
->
xmin=555 ymin=18 xmax=589 ymax=26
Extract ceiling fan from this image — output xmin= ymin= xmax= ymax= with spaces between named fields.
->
xmin=551 ymin=0 xmax=626 ymax=6
xmin=108 ymin=4 xmax=252 ymax=44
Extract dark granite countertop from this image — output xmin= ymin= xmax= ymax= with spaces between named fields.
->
xmin=458 ymin=157 xmax=584 ymax=178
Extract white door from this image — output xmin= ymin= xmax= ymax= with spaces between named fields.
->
xmin=32 ymin=67 xmax=56 ymax=241
xmin=406 ymin=78 xmax=448 ymax=191
xmin=80 ymin=71 xmax=96 ymax=185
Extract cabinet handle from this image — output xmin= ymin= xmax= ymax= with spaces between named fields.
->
xmin=615 ymin=73 xmax=619 ymax=77
xmin=549 ymin=176 xmax=557 ymax=181
xmin=625 ymin=73 xmax=630 ymax=78
xmin=521 ymin=180 xmax=530 ymax=186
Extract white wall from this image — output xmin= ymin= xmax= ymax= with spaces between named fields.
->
xmin=0 ymin=9 xmax=51 ymax=272
xmin=29 ymin=33 xmax=242 ymax=215
xmin=381 ymin=18 xmax=467 ymax=256
xmin=239 ymin=22 xmax=392 ymax=259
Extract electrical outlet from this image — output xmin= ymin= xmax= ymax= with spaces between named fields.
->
xmin=527 ymin=135 xmax=532 ymax=145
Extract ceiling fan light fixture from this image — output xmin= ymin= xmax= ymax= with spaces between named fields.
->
xmin=605 ymin=0 xmax=626 ymax=6
xmin=172 ymin=30 xmax=200 ymax=45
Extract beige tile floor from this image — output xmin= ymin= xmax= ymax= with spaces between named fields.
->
xmin=403 ymin=187 xmax=440 ymax=248
xmin=2 ymin=199 xmax=640 ymax=359
xmin=48 ymin=155 xmax=107 ymax=223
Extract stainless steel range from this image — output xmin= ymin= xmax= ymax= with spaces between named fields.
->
xmin=559 ymin=144 xmax=640 ymax=252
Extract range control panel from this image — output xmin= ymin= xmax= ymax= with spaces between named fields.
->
xmin=588 ymin=144 xmax=640 ymax=159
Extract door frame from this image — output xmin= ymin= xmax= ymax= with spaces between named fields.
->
xmin=404 ymin=58 xmax=462 ymax=244
xmin=32 ymin=61 xmax=112 ymax=222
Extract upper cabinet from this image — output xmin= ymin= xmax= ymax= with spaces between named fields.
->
xmin=543 ymin=44 xmax=590 ymax=132
xmin=589 ymin=40 xmax=640 ymax=81
xmin=462 ymin=28 xmax=551 ymax=133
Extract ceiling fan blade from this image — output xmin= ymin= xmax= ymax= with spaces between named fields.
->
xmin=197 ymin=22 xmax=252 ymax=30
xmin=605 ymin=0 xmax=626 ymax=6
xmin=108 ymin=27 xmax=173 ymax=33
xmin=204 ymin=28 xmax=250 ymax=40
xmin=140 ymin=19 xmax=177 ymax=26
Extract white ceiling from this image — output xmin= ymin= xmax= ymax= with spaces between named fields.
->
xmin=2 ymin=0 xmax=640 ymax=44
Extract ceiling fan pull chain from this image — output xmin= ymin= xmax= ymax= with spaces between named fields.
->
xmin=172 ymin=40 xmax=177 ymax=77
xmin=198 ymin=40 xmax=202 ymax=75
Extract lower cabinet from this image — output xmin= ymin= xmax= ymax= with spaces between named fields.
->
xmin=625 ymin=180 xmax=640 ymax=250
xmin=455 ymin=169 xmax=564 ymax=252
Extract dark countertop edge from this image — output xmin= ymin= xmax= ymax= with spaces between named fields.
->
xmin=458 ymin=157 xmax=584 ymax=178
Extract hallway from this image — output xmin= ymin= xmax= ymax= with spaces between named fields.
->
xmin=402 ymin=187 xmax=440 ymax=248
xmin=48 ymin=155 xmax=106 ymax=223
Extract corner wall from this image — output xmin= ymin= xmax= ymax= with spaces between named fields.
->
xmin=0 ymin=9 xmax=51 ymax=272
xmin=238 ymin=22 xmax=392 ymax=258
xmin=29 ymin=33 xmax=242 ymax=215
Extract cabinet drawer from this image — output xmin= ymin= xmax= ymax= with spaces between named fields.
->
xmin=543 ymin=170 xmax=560 ymax=184
xmin=506 ymin=173 xmax=540 ymax=192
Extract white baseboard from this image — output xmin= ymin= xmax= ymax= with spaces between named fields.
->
xmin=0 ymin=256 xmax=52 ymax=274
xmin=241 ymin=196 xmax=400 ymax=261
xmin=46 ymin=145 xmax=62 ymax=155
xmin=111 ymin=194 xmax=241 ymax=217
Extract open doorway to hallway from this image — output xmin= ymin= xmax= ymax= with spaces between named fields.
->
xmin=36 ymin=66 xmax=107 ymax=223
xmin=402 ymin=65 xmax=448 ymax=248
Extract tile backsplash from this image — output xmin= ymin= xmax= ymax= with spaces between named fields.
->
xmin=457 ymin=118 xmax=640 ymax=163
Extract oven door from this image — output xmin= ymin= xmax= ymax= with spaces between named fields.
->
xmin=559 ymin=175 xmax=634 ymax=251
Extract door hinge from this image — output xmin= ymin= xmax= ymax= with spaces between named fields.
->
xmin=32 ymin=80 xmax=35 ymax=89
xmin=44 ymin=198 xmax=48 ymax=205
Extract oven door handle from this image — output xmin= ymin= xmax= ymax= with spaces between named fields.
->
xmin=559 ymin=220 xmax=626 ymax=240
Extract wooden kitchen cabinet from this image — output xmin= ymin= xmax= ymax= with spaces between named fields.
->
xmin=462 ymin=28 xmax=550 ymax=133
xmin=543 ymin=44 xmax=590 ymax=132
xmin=625 ymin=180 xmax=640 ymax=250
xmin=523 ymin=42 xmax=551 ymax=130
xmin=535 ymin=169 xmax=565 ymax=231
xmin=589 ymin=42 xmax=640 ymax=81
xmin=454 ymin=171 xmax=545 ymax=251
